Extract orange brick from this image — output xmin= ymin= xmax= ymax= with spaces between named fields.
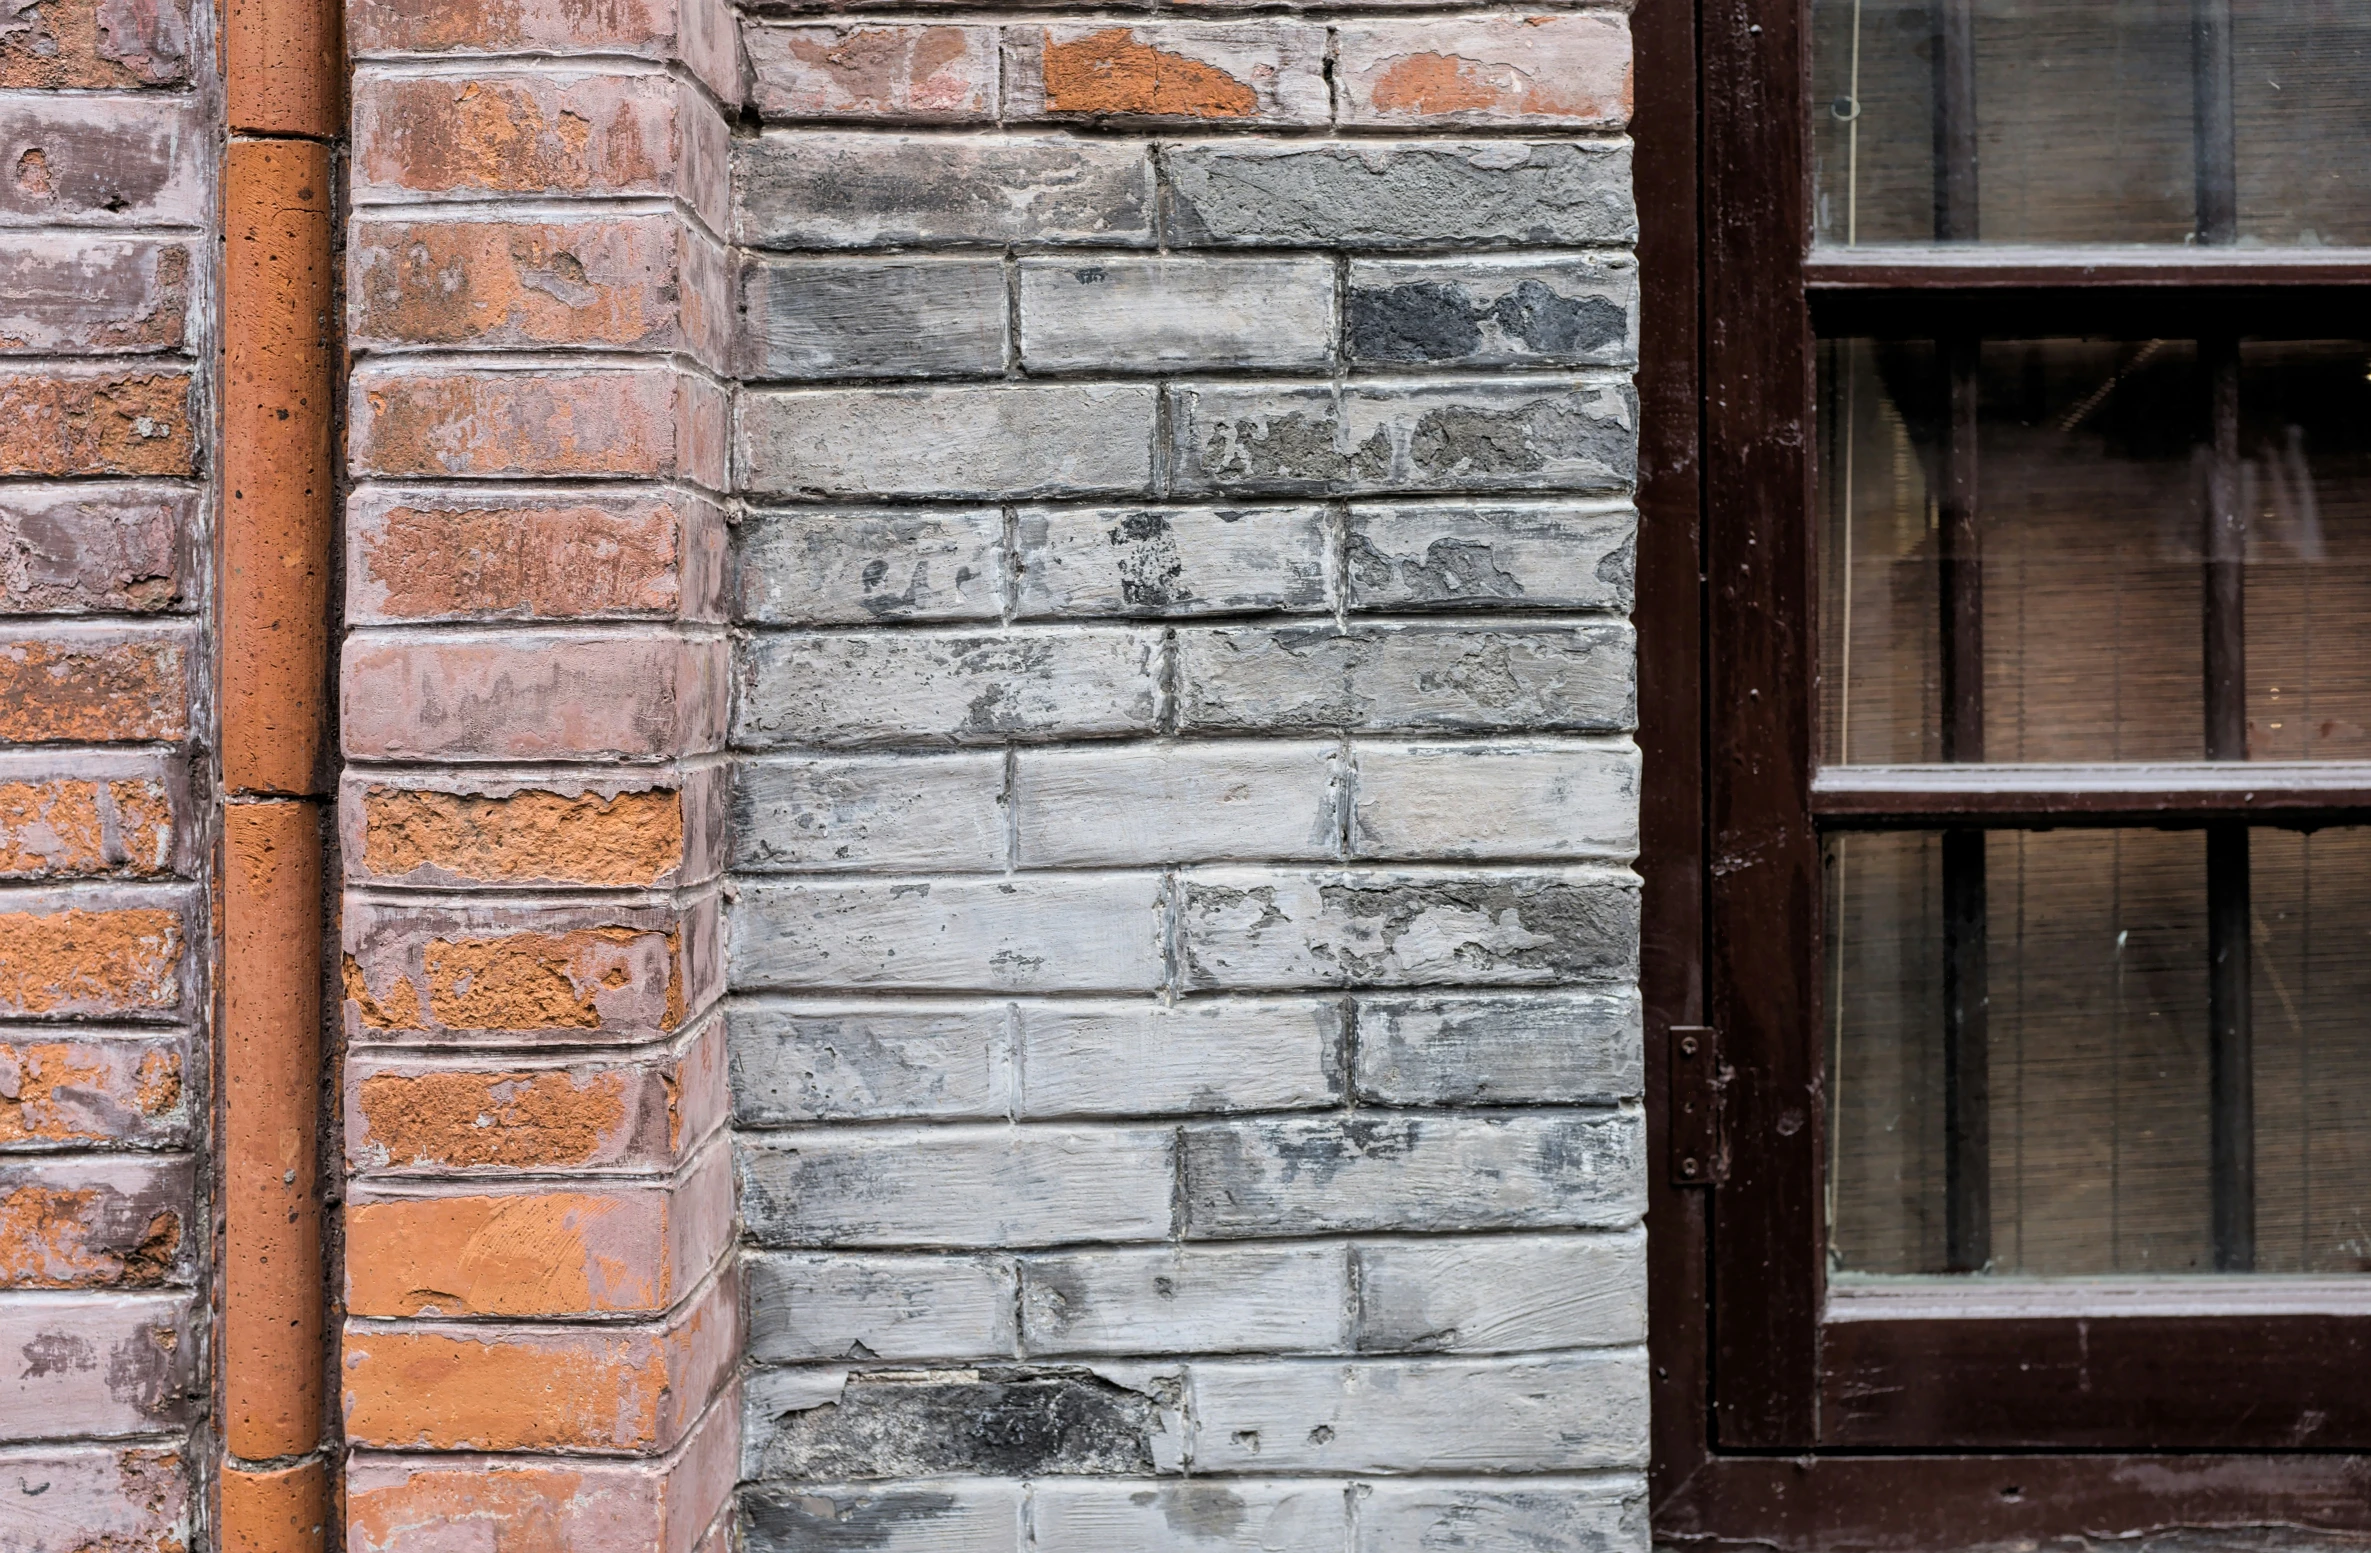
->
xmin=0 ymin=891 xmax=190 ymax=1020
xmin=341 ymin=766 xmax=725 ymax=889
xmin=0 ymin=369 xmax=192 ymax=476
xmin=0 ymin=1157 xmax=192 ymax=1289
xmin=0 ymin=0 xmax=191 ymax=86
xmin=746 ymin=24 xmax=998 ymax=122
xmin=0 ymin=626 xmax=192 ymax=742
xmin=1335 ymin=16 xmax=1634 ymax=129
xmin=0 ymin=754 xmax=182 ymax=879
xmin=346 ymin=488 xmax=726 ymax=624
xmin=348 ymin=363 xmax=726 ymax=484
xmin=347 ymin=0 xmax=737 ymax=104
xmin=0 ymin=1034 xmax=185 ymax=1147
xmin=1007 ymin=23 xmax=1329 ymax=125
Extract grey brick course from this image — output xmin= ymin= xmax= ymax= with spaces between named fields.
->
xmin=732 ymin=875 xmax=1168 ymax=992
xmin=736 ymin=132 xmax=1155 ymax=248
xmin=1162 ymin=141 xmax=1636 ymax=249
xmin=1344 ymin=500 xmax=1636 ymax=612
xmin=1017 ymin=257 xmax=1335 ymax=372
xmin=1014 ymin=504 xmax=1331 ymax=619
xmin=739 ymin=384 xmax=1159 ymax=500
xmin=736 ymin=629 xmax=1164 ymax=748
xmin=737 ymin=508 xmax=1005 ymax=625
xmin=1347 ymin=257 xmax=1639 ymax=367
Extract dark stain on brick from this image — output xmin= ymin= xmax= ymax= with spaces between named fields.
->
xmin=1348 ymin=281 xmax=1481 ymax=362
xmin=1491 ymin=279 xmax=1625 ymax=356
xmin=743 ymin=1485 xmax=966 ymax=1551
xmin=758 ymin=1368 xmax=1165 ymax=1480
xmin=1346 ymin=534 xmax=1524 ymax=604
xmin=1105 ymin=510 xmax=1184 ymax=608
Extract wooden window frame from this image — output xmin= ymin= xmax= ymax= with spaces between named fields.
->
xmin=1637 ymin=0 xmax=2371 ymax=1542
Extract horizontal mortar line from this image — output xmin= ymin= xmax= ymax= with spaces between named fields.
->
xmin=729 ymin=852 xmax=1638 ymax=880
xmin=346 ymin=1032 xmax=729 ymax=1066
xmin=734 ymin=241 xmax=1640 ymax=260
xmin=0 ymin=612 xmax=202 ymax=630
xmin=0 ymin=737 xmax=190 ymax=754
xmin=0 ymin=221 xmax=212 ymax=239
xmin=739 ymin=486 xmax=1640 ymax=505
xmin=738 ymin=1227 xmax=1646 ymax=1257
xmin=735 ymin=491 xmax=1636 ymax=512
xmin=342 ymin=880 xmax=722 ymax=907
xmin=343 ymin=617 xmax=730 ymax=638
xmin=733 ymin=608 xmax=1636 ymax=631
xmin=351 ymin=47 xmax=733 ymax=95
xmin=725 ymin=739 xmax=1637 ymax=758
xmin=0 ymin=1430 xmax=200 ymax=1451
xmin=345 ymin=472 xmax=727 ymax=496
xmin=348 ymin=192 xmax=730 ymax=249
xmin=335 ymin=758 xmax=705 ymax=779
xmin=757 ymin=1336 xmax=1648 ymax=1365
xmin=731 ymin=364 xmax=1637 ymax=389
xmin=340 ymin=751 xmax=736 ymax=777
xmin=0 ymin=348 xmax=198 ymax=366
xmin=738 ymin=119 xmax=1634 ymax=145
xmin=734 ymin=1098 xmax=1638 ymax=1133
xmin=723 ymin=987 xmax=1628 ymax=1005
xmin=0 ymin=1017 xmax=198 ymax=1039
xmin=728 ymin=981 xmax=1640 ymax=1001
xmin=743 ymin=1224 xmax=1646 ymax=1256
xmin=351 ymin=344 xmax=734 ymax=382
xmin=0 ymin=1144 xmax=198 ymax=1164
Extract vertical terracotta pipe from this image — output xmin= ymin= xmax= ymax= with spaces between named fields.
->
xmin=220 ymin=0 xmax=340 ymax=1538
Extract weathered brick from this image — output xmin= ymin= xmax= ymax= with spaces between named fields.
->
xmin=1020 ymin=1244 xmax=1344 ymax=1355
xmin=1345 ymin=500 xmax=1634 ymax=611
xmin=342 ymin=765 xmax=727 ymax=889
xmin=0 ymin=369 xmax=192 ymax=476
xmin=743 ymin=1480 xmax=1021 ymax=1553
xmin=1335 ymin=16 xmax=1633 ymax=128
xmin=1353 ymin=1232 xmax=1645 ymax=1353
xmin=348 ymin=487 xmax=727 ymax=623
xmin=342 ymin=895 xmax=720 ymax=1047
xmin=746 ymin=25 xmax=998 ymax=122
xmin=735 ymin=132 xmax=1153 ymax=249
xmin=342 ymin=632 xmax=728 ymax=762
xmin=1006 ymin=24 xmax=1328 ymax=125
xmin=353 ymin=69 xmax=727 ymax=230
xmin=1170 ymin=379 xmax=1638 ymax=496
xmin=0 ymin=98 xmax=206 ymax=225
xmin=1017 ymin=256 xmax=1331 ymax=373
xmin=739 ymin=256 xmax=1005 ymax=382
xmin=1012 ymin=743 xmax=1338 ymax=866
xmin=0 ymin=1446 xmax=189 ymax=1553
xmin=0 ymin=0 xmax=189 ymax=86
xmin=0 ymin=1156 xmax=191 ymax=1288
xmin=350 ymin=216 xmax=730 ymax=365
xmin=349 ymin=363 xmax=727 ymax=484
xmin=1355 ymin=1477 xmax=1645 ymax=1553
xmin=346 ymin=1143 xmax=732 ymax=1318
xmin=0 ymin=1033 xmax=186 ymax=1149
xmin=1033 ymin=1480 xmax=1349 ymax=1553
xmin=1177 ymin=623 xmax=1634 ymax=736
xmin=738 ymin=385 xmax=1155 ymax=500
xmin=0 ymin=238 xmax=191 ymax=353
xmin=733 ymin=753 xmax=1006 ymax=873
xmin=0 ymin=485 xmax=187 ymax=615
xmin=735 ymin=629 xmax=1161 ymax=749
xmin=729 ymin=1001 xmax=1007 ymax=1124
xmin=1178 ymin=867 xmax=1639 ymax=989
xmin=1349 ymin=741 xmax=1640 ymax=859
xmin=731 ymin=875 xmax=1165 ymax=993
xmin=344 ymin=1266 xmax=738 ymax=1451
xmin=348 ymin=1015 xmax=726 ymax=1176
xmin=1355 ymin=990 xmax=1641 ymax=1105
xmin=348 ymin=0 xmax=739 ymax=104
xmin=1162 ymin=140 xmax=1634 ymax=248
xmin=1014 ymin=504 xmax=1329 ymax=619
xmin=0 ymin=751 xmax=185 ymax=880
xmin=0 ymin=887 xmax=192 ymax=1020
xmin=1347 ymin=257 xmax=1637 ymax=367
xmin=1018 ymin=998 xmax=1342 ymax=1117
xmin=743 ymin=1364 xmax=1185 ymax=1481
xmin=746 ymin=1251 xmax=1016 ymax=1363
xmin=736 ymin=507 xmax=1003 ymax=626
xmin=739 ymin=1125 xmax=1175 ymax=1248
xmin=0 ymin=1292 xmax=195 ymax=1437
xmin=1188 ymin=1353 xmax=1648 ymax=1471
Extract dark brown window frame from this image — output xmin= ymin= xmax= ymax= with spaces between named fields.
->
xmin=1637 ymin=0 xmax=2371 ymax=1543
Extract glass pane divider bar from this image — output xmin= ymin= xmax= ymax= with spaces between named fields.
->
xmin=1804 ymin=249 xmax=2371 ymax=289
xmin=1812 ymin=765 xmax=2371 ymax=823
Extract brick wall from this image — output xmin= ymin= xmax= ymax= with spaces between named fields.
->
xmin=0 ymin=0 xmax=210 ymax=1541
xmin=723 ymin=9 xmax=1648 ymax=1549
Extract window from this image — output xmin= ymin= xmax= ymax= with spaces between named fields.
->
xmin=1640 ymin=0 xmax=2371 ymax=1542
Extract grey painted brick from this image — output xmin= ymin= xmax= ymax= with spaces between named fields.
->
xmin=1176 ymin=624 xmax=1635 ymax=737
xmin=1017 ymin=258 xmax=1333 ymax=372
xmin=1020 ymin=1244 xmax=1346 ymax=1356
xmin=739 ymin=385 xmax=1158 ymax=500
xmin=1169 ymin=379 xmax=1637 ymax=497
xmin=1187 ymin=1353 xmax=1649 ymax=1473
xmin=740 ymin=1125 xmax=1178 ymax=1247
xmin=1354 ymin=991 xmax=1642 ymax=1106
xmin=734 ymin=753 xmax=1007 ymax=873
xmin=1346 ymin=258 xmax=1637 ymax=368
xmin=1353 ymin=1478 xmax=1646 ymax=1553
xmin=746 ymin=1365 xmax=1188 ymax=1482
xmin=1349 ymin=741 xmax=1640 ymax=860
xmin=729 ymin=1001 xmax=1009 ymax=1124
xmin=1014 ymin=505 xmax=1330 ymax=620
xmin=1012 ymin=743 xmax=1339 ymax=867
xmin=1353 ymin=1232 xmax=1646 ymax=1353
xmin=1032 ymin=1480 xmax=1349 ymax=1553
xmin=743 ymin=1479 xmax=1023 ymax=1553
xmin=733 ymin=875 xmax=1167 ymax=993
xmin=737 ymin=508 xmax=1004 ymax=625
xmin=1179 ymin=867 xmax=1640 ymax=990
xmin=1345 ymin=501 xmax=1634 ymax=612
xmin=1017 ymin=998 xmax=1344 ymax=1118
xmin=1181 ymin=1111 xmax=1644 ymax=1236
xmin=736 ymin=629 xmax=1164 ymax=749
xmin=747 ymin=1251 xmax=1018 ymax=1362
xmin=1162 ymin=141 xmax=1635 ymax=249
xmin=739 ymin=257 xmax=1007 ymax=380
xmin=736 ymin=132 xmax=1155 ymax=248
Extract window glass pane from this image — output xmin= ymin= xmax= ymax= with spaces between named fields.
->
xmin=1810 ymin=0 xmax=2371 ymax=248
xmin=1827 ymin=826 xmax=2371 ymax=1276
xmin=1819 ymin=336 xmax=2371 ymax=764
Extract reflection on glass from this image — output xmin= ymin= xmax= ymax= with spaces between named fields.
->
xmin=1811 ymin=0 xmax=2371 ymax=248
xmin=1819 ymin=338 xmax=2371 ymax=764
xmin=1827 ymin=827 xmax=2371 ymax=1275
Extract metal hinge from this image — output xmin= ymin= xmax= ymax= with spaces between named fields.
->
xmin=1669 ymin=1025 xmax=1729 ymax=1187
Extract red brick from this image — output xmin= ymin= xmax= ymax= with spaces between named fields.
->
xmin=0 ymin=368 xmax=193 ymax=477
xmin=0 ymin=624 xmax=192 ymax=742
xmin=746 ymin=24 xmax=998 ymax=123
xmin=340 ymin=631 xmax=726 ymax=762
xmin=0 ymin=238 xmax=192 ymax=353
xmin=348 ymin=0 xmax=737 ymax=106
xmin=0 ymin=1292 xmax=196 ymax=1437
xmin=343 ymin=1264 xmax=738 ymax=1451
xmin=346 ymin=487 xmax=726 ymax=624
xmin=345 ymin=1142 xmax=731 ymax=1318
xmin=0 ymin=887 xmax=194 ymax=1021
xmin=0 ymin=1033 xmax=186 ymax=1148
xmin=0 ymin=1156 xmax=192 ymax=1288
xmin=0 ymin=0 xmax=190 ymax=86
xmin=339 ymin=765 xmax=725 ymax=889
xmin=0 ymin=98 xmax=206 ymax=225
xmin=1335 ymin=15 xmax=1634 ymax=128
xmin=1006 ymin=23 xmax=1330 ymax=125
xmin=341 ymin=894 xmax=720 ymax=1046
xmin=0 ymin=1445 xmax=189 ymax=1553
xmin=0 ymin=484 xmax=189 ymax=614
xmin=348 ymin=363 xmax=726 ymax=484
xmin=346 ymin=1016 xmax=726 ymax=1177
xmin=0 ymin=752 xmax=187 ymax=880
